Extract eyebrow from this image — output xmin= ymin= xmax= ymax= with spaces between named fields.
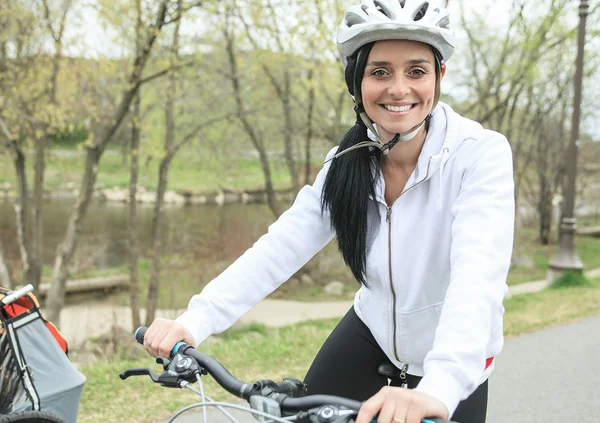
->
xmin=366 ymin=59 xmax=432 ymax=67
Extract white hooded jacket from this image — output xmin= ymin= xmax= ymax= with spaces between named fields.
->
xmin=176 ymin=102 xmax=515 ymax=416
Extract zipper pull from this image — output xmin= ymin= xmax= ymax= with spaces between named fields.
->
xmin=386 ymin=206 xmax=392 ymax=223
xmin=400 ymin=364 xmax=408 ymax=388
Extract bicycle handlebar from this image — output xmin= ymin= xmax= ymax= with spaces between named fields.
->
xmin=132 ymin=326 xmax=453 ymax=423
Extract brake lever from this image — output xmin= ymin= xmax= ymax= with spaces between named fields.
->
xmin=119 ymin=368 xmax=161 ymax=383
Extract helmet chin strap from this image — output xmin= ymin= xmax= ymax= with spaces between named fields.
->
xmin=357 ymin=110 xmax=427 ymax=155
xmin=326 ymin=109 xmax=427 ymax=162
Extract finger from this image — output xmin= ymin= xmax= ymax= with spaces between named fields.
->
xmin=390 ymin=391 xmax=409 ymax=423
xmin=404 ymin=398 xmax=424 ymax=423
xmin=159 ymin=324 xmax=190 ymax=358
xmin=151 ymin=322 xmax=174 ymax=358
xmin=356 ymin=388 xmax=387 ymax=423
xmin=377 ymin=393 xmax=398 ymax=423
xmin=144 ymin=318 xmax=167 ymax=357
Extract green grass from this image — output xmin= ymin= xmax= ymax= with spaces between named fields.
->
xmin=66 ymin=220 xmax=600 ymax=311
xmin=100 ymin=227 xmax=600 ymax=310
xmin=78 ymin=277 xmax=600 ymax=423
xmin=507 ymin=223 xmax=600 ymax=286
xmin=549 ymin=270 xmax=592 ymax=288
xmin=503 ymin=276 xmax=600 ymax=336
xmin=0 ymin=149 xmax=311 ymax=193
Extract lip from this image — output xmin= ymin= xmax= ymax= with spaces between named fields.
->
xmin=382 ymin=102 xmax=415 ymax=107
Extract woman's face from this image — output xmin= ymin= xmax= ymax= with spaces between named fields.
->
xmin=361 ymin=40 xmax=446 ymax=142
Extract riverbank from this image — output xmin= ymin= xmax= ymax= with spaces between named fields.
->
xmin=0 ymin=182 xmax=296 ymax=206
xmin=0 ymin=149 xmax=320 ymax=204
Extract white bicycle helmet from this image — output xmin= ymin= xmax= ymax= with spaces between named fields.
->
xmin=338 ymin=0 xmax=456 ymax=64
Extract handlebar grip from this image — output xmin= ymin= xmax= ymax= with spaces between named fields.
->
xmin=134 ymin=326 xmax=147 ymax=344
xmin=134 ymin=326 xmax=187 ymax=357
xmin=0 ymin=284 xmax=34 ymax=306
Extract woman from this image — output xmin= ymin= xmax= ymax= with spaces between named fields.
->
xmin=143 ymin=1 xmax=515 ymax=422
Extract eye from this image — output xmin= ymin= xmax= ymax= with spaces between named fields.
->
xmin=410 ymin=68 xmax=426 ymax=76
xmin=370 ymin=68 xmax=389 ymax=77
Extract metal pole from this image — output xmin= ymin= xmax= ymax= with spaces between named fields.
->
xmin=548 ymin=0 xmax=589 ymax=276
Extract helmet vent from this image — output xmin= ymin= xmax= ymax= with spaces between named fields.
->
xmin=437 ymin=16 xmax=450 ymax=29
xmin=413 ymin=2 xmax=429 ymax=21
xmin=399 ymin=0 xmax=406 ymax=8
xmin=346 ymin=10 xmax=365 ymax=25
xmin=374 ymin=0 xmax=395 ymax=18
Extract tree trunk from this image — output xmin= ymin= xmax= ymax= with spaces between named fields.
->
xmin=0 ymin=238 xmax=14 ymax=289
xmin=223 ymin=10 xmax=280 ymax=218
xmin=46 ymin=147 xmax=100 ymax=322
xmin=0 ymin=119 xmax=33 ymax=287
xmin=121 ymin=135 xmax=129 ymax=169
xmin=128 ymin=93 xmax=142 ymax=330
xmin=127 ymin=0 xmax=144 ymax=332
xmin=538 ymin=181 xmax=552 ymax=245
xmin=237 ymin=3 xmax=297 ymax=202
xmin=146 ymin=156 xmax=172 ymax=325
xmin=44 ymin=0 xmax=170 ymax=324
xmin=304 ymin=66 xmax=315 ymax=185
xmin=282 ymin=70 xmax=298 ymax=193
xmin=256 ymin=145 xmax=280 ymax=217
xmin=9 ymin=140 xmax=36 ymax=287
xmin=30 ymin=137 xmax=44 ymax=291
xmin=146 ymin=0 xmax=181 ymax=325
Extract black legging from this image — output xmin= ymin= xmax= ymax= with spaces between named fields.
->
xmin=303 ymin=308 xmax=488 ymax=423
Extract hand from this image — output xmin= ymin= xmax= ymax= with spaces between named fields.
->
xmin=355 ymin=386 xmax=449 ymax=423
xmin=143 ymin=318 xmax=195 ymax=358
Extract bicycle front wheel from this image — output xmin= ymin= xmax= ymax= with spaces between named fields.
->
xmin=0 ymin=411 xmax=64 ymax=423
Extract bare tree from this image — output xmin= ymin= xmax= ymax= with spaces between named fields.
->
xmin=237 ymin=0 xmax=300 ymax=193
xmin=45 ymin=0 xmax=172 ymax=323
xmin=455 ymin=0 xmax=574 ymax=232
xmin=222 ymin=1 xmax=281 ymax=217
xmin=127 ymin=0 xmax=145 ymax=331
xmin=0 ymin=224 xmax=14 ymax=289
xmin=146 ymin=0 xmax=183 ymax=325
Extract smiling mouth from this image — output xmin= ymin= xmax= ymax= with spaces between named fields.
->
xmin=382 ymin=104 xmax=416 ymax=112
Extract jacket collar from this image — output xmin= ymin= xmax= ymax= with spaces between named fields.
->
xmin=369 ymin=102 xmax=461 ymax=208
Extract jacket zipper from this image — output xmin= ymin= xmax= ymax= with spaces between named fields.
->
xmin=400 ymin=363 xmax=409 ymax=388
xmin=385 ymin=157 xmax=434 ymax=365
xmin=386 ymin=206 xmax=398 ymax=362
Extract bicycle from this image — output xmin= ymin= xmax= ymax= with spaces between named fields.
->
xmin=120 ymin=327 xmax=456 ymax=423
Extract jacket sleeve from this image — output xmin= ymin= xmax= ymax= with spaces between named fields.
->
xmin=414 ymin=132 xmax=515 ymax=416
xmin=175 ymin=148 xmax=338 ymax=347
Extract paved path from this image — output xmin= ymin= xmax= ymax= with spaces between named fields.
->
xmin=157 ymin=315 xmax=600 ymax=423
xmin=487 ymin=315 xmax=600 ymax=423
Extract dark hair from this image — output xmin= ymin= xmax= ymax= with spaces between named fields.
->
xmin=321 ymin=42 xmax=441 ymax=286
xmin=321 ymin=43 xmax=380 ymax=286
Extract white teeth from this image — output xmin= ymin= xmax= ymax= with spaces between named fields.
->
xmin=384 ymin=104 xmax=412 ymax=112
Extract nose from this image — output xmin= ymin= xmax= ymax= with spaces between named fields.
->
xmin=387 ymin=74 xmax=410 ymax=98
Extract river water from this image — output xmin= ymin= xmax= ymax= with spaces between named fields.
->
xmin=0 ymin=198 xmax=278 ymax=273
